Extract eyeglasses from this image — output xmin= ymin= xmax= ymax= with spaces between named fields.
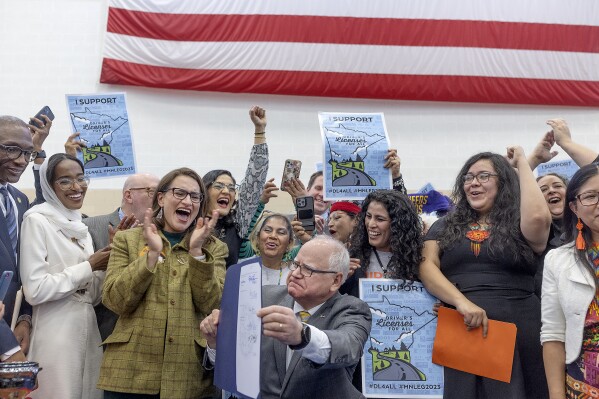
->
xmin=129 ymin=187 xmax=156 ymax=198
xmin=165 ymin=187 xmax=203 ymax=203
xmin=576 ymin=191 xmax=599 ymax=207
xmin=462 ymin=172 xmax=498 ymax=185
xmin=289 ymin=260 xmax=338 ymax=277
xmin=55 ymin=176 xmax=90 ymax=191
xmin=211 ymin=182 xmax=237 ymax=193
xmin=0 ymin=144 xmax=37 ymax=163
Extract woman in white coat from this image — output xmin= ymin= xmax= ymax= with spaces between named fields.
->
xmin=20 ymin=153 xmax=110 ymax=399
xmin=542 ymin=163 xmax=599 ymax=397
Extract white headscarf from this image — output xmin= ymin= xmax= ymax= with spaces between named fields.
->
xmin=24 ymin=157 xmax=88 ymax=240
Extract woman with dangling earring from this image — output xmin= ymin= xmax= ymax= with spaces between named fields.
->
xmin=98 ymin=167 xmax=227 ymax=399
xmin=542 ymin=163 xmax=599 ymax=397
xmin=419 ymin=148 xmax=551 ymax=399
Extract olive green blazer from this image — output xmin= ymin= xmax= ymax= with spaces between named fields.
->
xmin=97 ymin=227 xmax=227 ymax=398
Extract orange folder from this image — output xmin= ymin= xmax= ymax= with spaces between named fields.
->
xmin=432 ymin=307 xmax=517 ymax=383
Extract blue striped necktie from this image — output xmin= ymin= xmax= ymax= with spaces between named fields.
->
xmin=0 ymin=187 xmax=17 ymax=258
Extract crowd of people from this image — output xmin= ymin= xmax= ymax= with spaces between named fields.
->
xmin=0 ymin=107 xmax=598 ymax=399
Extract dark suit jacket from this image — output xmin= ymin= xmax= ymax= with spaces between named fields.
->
xmin=82 ymin=208 xmax=121 ymax=341
xmin=0 ymin=185 xmax=32 ymax=354
xmin=260 ymin=286 xmax=372 ymax=399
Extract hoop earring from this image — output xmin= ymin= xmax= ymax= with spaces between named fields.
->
xmin=576 ymin=218 xmax=586 ymax=250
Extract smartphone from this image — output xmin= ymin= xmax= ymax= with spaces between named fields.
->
xmin=0 ymin=271 xmax=13 ymax=302
xmin=281 ymin=159 xmax=302 ymax=192
xmin=30 ymin=105 xmax=55 ymax=128
xmin=295 ymin=196 xmax=315 ymax=231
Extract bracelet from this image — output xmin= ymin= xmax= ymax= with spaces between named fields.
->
xmin=254 ymin=131 xmax=266 ymax=136
xmin=16 ymin=314 xmax=32 ymax=329
xmin=193 ymin=254 xmax=207 ymax=261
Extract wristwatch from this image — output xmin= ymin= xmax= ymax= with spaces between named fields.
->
xmin=35 ymin=150 xmax=46 ymax=159
xmin=289 ymin=323 xmax=311 ymax=350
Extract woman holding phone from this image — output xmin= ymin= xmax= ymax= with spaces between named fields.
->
xmin=202 ymin=106 xmax=269 ymax=267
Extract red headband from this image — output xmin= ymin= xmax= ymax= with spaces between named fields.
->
xmin=330 ymin=201 xmax=361 ymax=215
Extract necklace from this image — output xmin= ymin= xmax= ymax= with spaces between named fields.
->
xmin=262 ymin=261 xmax=288 ymax=285
xmin=587 ymin=243 xmax=599 ymax=274
xmin=465 ymin=222 xmax=490 ymax=257
xmin=373 ymin=249 xmax=388 ymax=278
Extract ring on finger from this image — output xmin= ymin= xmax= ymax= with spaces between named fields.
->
xmin=279 ymin=323 xmax=283 ymax=329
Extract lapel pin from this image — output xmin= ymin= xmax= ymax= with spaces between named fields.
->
xmin=17 ymin=197 xmax=22 ymax=204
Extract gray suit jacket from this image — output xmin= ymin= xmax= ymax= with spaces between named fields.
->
xmin=260 ymin=286 xmax=372 ymax=399
xmin=83 ymin=208 xmax=121 ymax=250
xmin=83 ymin=208 xmax=121 ymax=341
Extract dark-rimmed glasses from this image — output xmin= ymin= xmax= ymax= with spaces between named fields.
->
xmin=211 ymin=182 xmax=237 ymax=193
xmin=0 ymin=144 xmax=37 ymax=163
xmin=462 ymin=172 xmax=498 ymax=185
xmin=164 ymin=187 xmax=203 ymax=203
xmin=129 ymin=187 xmax=156 ymax=198
xmin=289 ymin=261 xmax=338 ymax=277
xmin=55 ymin=176 xmax=90 ymax=191
xmin=576 ymin=191 xmax=599 ymax=207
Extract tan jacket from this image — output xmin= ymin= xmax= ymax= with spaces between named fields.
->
xmin=97 ymin=227 xmax=227 ymax=398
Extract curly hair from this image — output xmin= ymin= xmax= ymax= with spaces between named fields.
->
xmin=349 ymin=190 xmax=423 ymax=280
xmin=202 ymin=169 xmax=238 ymax=229
xmin=439 ymin=152 xmax=535 ymax=264
xmin=563 ymin=163 xmax=599 ymax=287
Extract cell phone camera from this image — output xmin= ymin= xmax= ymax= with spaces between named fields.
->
xmin=296 ymin=197 xmax=306 ymax=207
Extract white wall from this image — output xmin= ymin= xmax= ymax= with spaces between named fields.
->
xmin=2 ymin=0 xmax=599 ymax=214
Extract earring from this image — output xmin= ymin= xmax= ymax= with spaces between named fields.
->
xmin=576 ymin=218 xmax=586 ymax=250
xmin=157 ymin=207 xmax=163 ymax=220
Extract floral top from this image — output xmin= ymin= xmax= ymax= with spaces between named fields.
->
xmin=566 ymin=245 xmax=599 ymax=397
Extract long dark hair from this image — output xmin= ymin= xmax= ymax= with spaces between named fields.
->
xmin=439 ymin=152 xmax=535 ymax=264
xmin=563 ymin=163 xmax=599 ymax=286
xmin=349 ymin=190 xmax=422 ymax=280
xmin=152 ymin=167 xmax=208 ymax=242
xmin=202 ymin=169 xmax=237 ymax=228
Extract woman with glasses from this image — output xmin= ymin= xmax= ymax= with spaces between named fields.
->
xmin=542 ymin=163 xmax=599 ymax=397
xmin=202 ymin=105 xmax=269 ymax=267
xmin=98 ymin=167 xmax=227 ymax=399
xmin=20 ymin=153 xmax=110 ymax=399
xmin=419 ymin=149 xmax=551 ymax=398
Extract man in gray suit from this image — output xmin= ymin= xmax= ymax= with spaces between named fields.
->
xmin=83 ymin=172 xmax=159 ymax=341
xmin=201 ymin=235 xmax=372 ymax=399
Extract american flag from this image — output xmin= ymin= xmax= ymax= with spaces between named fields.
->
xmin=101 ymin=0 xmax=599 ymax=106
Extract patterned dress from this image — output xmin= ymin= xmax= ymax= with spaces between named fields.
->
xmin=566 ymin=246 xmax=599 ymax=398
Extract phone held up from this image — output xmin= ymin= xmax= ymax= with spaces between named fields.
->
xmin=281 ymin=159 xmax=302 ymax=192
xmin=0 ymin=271 xmax=14 ymax=302
xmin=295 ymin=196 xmax=315 ymax=232
xmin=29 ymin=105 xmax=55 ymax=129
